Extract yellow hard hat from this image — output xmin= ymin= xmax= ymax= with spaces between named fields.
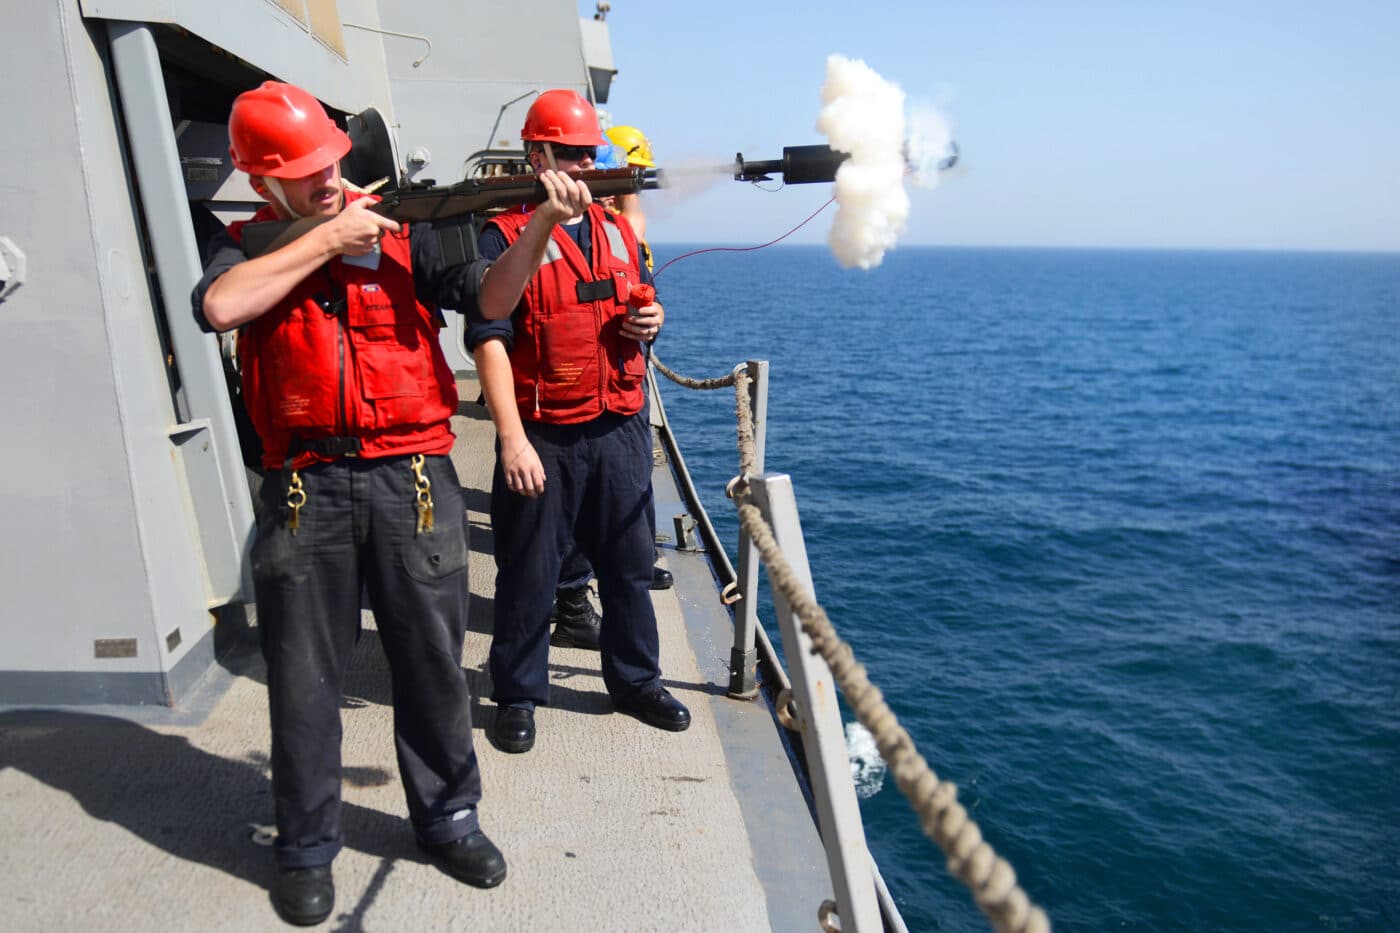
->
xmin=605 ymin=125 xmax=655 ymax=168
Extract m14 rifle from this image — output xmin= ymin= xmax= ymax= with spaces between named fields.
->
xmin=239 ymin=166 xmax=659 ymax=262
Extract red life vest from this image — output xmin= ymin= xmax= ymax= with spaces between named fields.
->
xmin=487 ymin=204 xmax=646 ymax=424
xmin=227 ymin=192 xmax=457 ymax=470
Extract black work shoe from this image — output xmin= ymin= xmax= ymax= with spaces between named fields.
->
xmin=615 ymin=686 xmax=691 ymax=732
xmin=272 ymin=864 xmax=334 ymax=926
xmin=490 ymin=705 xmax=535 ymax=753
xmin=650 ymin=566 xmax=675 ymax=590
xmin=418 ymin=829 xmax=508 ymax=888
xmin=549 ymin=586 xmax=601 ymax=650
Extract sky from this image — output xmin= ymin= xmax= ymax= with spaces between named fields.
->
xmin=587 ymin=0 xmax=1400 ymax=252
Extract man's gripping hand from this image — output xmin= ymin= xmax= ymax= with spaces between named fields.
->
xmin=321 ymin=197 xmax=400 ymax=257
xmin=534 ymin=169 xmax=592 ymax=226
xmin=621 ymin=300 xmax=663 ymax=343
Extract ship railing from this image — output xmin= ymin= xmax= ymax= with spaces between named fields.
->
xmin=648 ymin=357 xmax=1050 ymax=933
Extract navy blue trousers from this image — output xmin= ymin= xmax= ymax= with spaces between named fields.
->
xmin=556 ymin=395 xmax=656 ymax=593
xmin=252 ymin=455 xmax=482 ymax=869
xmin=488 ymin=410 xmax=661 ymax=705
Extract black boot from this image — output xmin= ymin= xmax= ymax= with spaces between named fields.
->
xmin=272 ymin=864 xmax=334 ymax=926
xmin=418 ymin=829 xmax=508 ymax=888
xmin=549 ymin=586 xmax=601 ymax=650
xmin=615 ymin=685 xmax=691 ymax=732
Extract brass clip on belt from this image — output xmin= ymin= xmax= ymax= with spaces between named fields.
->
xmin=286 ymin=471 xmax=306 ymax=534
xmin=410 ymin=454 xmax=434 ymax=535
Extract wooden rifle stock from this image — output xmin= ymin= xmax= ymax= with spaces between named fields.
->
xmin=238 ymin=166 xmax=658 ymax=260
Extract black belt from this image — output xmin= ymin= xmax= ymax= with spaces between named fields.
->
xmin=288 ymin=436 xmax=363 ymax=459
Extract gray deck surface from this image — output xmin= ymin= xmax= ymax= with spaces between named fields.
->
xmin=0 ymin=380 xmax=830 ymax=932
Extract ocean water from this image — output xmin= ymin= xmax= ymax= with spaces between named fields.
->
xmin=649 ymin=245 xmax=1400 ymax=931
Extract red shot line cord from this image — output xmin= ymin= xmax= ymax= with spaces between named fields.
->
xmin=649 ymin=195 xmax=836 ymax=281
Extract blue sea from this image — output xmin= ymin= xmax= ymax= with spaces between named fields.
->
xmin=648 ymin=245 xmax=1400 ymax=932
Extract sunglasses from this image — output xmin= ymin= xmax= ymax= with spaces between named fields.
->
xmin=550 ymin=144 xmax=596 ymax=162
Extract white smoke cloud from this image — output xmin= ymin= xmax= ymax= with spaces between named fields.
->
xmin=817 ymin=54 xmax=955 ymax=268
xmin=817 ymin=55 xmax=908 ymax=269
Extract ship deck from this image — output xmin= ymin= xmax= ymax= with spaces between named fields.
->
xmin=0 ymin=379 xmax=832 ymax=932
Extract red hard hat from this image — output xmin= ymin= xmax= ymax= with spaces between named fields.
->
xmin=521 ymin=89 xmax=608 ymax=146
xmin=228 ymin=81 xmax=352 ymax=178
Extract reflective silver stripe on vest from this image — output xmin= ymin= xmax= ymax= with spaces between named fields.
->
xmin=543 ymin=239 xmax=564 ymax=264
xmin=601 ymin=222 xmax=628 ymax=263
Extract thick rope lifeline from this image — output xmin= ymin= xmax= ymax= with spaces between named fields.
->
xmin=649 ymin=354 xmax=755 ymax=477
xmin=653 ymin=354 xmax=1049 ymax=933
xmin=651 ymin=353 xmax=738 ymax=391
